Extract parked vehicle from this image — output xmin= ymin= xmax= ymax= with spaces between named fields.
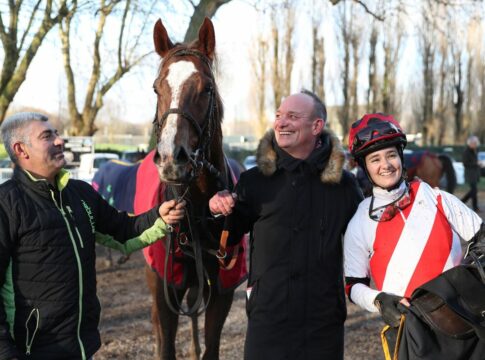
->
xmin=243 ymin=155 xmax=257 ymax=170
xmin=120 ymin=150 xmax=146 ymax=163
xmin=451 ymin=161 xmax=464 ymax=185
xmin=74 ymin=153 xmax=120 ymax=183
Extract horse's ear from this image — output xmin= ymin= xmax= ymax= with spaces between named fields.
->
xmin=197 ymin=17 xmax=215 ymax=60
xmin=153 ymin=19 xmax=174 ymax=57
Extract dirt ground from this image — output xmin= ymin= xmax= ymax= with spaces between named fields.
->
xmin=94 ymin=190 xmax=484 ymax=360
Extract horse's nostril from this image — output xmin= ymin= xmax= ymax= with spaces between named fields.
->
xmin=174 ymin=146 xmax=189 ymax=164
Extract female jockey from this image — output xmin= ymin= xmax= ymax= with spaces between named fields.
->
xmin=343 ymin=113 xmax=484 ymax=328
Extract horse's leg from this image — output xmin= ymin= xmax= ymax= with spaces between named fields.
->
xmin=186 ymin=286 xmax=201 ymax=360
xmin=201 ymin=287 xmax=235 ymax=360
xmin=145 ymin=266 xmax=183 ymax=360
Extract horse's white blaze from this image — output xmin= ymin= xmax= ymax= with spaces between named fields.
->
xmin=159 ymin=60 xmax=197 ymax=157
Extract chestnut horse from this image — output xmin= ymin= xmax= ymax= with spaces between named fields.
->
xmin=145 ymin=18 xmax=246 ymax=360
xmin=404 ymin=151 xmax=457 ymax=193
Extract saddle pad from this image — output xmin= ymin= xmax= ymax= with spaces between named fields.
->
xmin=134 ymin=150 xmax=247 ymax=292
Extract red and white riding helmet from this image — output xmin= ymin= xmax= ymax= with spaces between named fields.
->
xmin=348 ymin=113 xmax=407 ymax=160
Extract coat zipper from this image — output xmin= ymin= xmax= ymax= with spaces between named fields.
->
xmin=66 ymin=205 xmax=84 ymax=248
xmin=25 ymin=308 xmax=39 ymax=355
xmin=50 ymin=190 xmax=87 ymax=360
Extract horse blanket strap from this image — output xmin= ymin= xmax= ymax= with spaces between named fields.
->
xmin=134 ymin=150 xmax=248 ymax=291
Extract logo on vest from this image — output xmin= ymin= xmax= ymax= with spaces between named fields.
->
xmin=81 ymin=200 xmax=96 ymax=234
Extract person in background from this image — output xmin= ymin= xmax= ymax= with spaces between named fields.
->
xmin=0 ymin=112 xmax=185 ymax=360
xmin=347 ymin=155 xmax=372 ymax=197
xmin=209 ymin=90 xmax=363 ymax=359
xmin=343 ymin=113 xmax=484 ymax=354
xmin=461 ymin=135 xmax=481 ymax=212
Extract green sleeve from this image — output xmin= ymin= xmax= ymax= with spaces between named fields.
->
xmin=96 ymin=218 xmax=169 ymax=255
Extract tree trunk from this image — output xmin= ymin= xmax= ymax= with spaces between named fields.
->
xmin=367 ymin=25 xmax=378 ymax=113
xmin=0 ymin=0 xmax=70 ymax=122
xmin=184 ymin=0 xmax=232 ymax=42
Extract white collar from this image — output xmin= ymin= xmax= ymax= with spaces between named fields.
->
xmin=372 ymin=181 xmax=407 ymax=208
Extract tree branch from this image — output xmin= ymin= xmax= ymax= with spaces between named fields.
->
xmin=329 ymin=0 xmax=384 ymax=21
xmin=19 ymin=0 xmax=43 ymax=51
xmin=118 ymin=0 xmax=130 ymax=68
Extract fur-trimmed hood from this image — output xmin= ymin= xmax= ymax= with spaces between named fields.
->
xmin=256 ymin=129 xmax=346 ymax=184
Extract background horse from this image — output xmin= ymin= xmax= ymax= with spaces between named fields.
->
xmin=92 ymin=159 xmax=140 ymax=266
xmin=404 ymin=151 xmax=457 ymax=193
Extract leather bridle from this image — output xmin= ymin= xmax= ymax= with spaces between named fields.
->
xmin=153 ymin=48 xmax=217 ymax=181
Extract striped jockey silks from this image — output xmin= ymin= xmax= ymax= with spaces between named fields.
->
xmin=344 ymin=180 xmax=482 ymax=313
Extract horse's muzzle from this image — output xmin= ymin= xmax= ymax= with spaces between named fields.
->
xmin=156 ymin=162 xmax=193 ymax=184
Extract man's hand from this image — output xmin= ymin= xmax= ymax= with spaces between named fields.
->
xmin=374 ymin=292 xmax=408 ymax=328
xmin=209 ymin=190 xmax=236 ymax=216
xmin=159 ymin=200 xmax=186 ymax=225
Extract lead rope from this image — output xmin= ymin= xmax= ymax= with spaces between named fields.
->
xmin=162 ymin=184 xmax=211 ymax=316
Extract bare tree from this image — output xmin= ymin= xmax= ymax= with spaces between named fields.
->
xmin=329 ymin=0 xmax=384 ymax=20
xmin=183 ymin=0 xmax=232 ymax=42
xmin=60 ymin=0 xmax=158 ymax=135
xmin=0 ymin=0 xmax=74 ymax=122
xmin=478 ymin=62 xmax=485 ymax=142
xmin=435 ymin=32 xmax=450 ymax=146
xmin=59 ymin=0 xmax=234 ymax=136
xmin=251 ymin=35 xmax=269 ymax=137
xmin=310 ymin=1 xmax=326 ymax=103
xmin=464 ymin=16 xmax=482 ymax=138
xmin=349 ymin=23 xmax=362 ymax=125
xmin=381 ymin=14 xmax=402 ymax=115
xmin=269 ymin=1 xmax=295 ymax=108
xmin=312 ymin=29 xmax=326 ymax=103
xmin=418 ymin=2 xmax=437 ymax=145
xmin=367 ymin=24 xmax=378 ymax=113
xmin=337 ymin=1 xmax=354 ymax=143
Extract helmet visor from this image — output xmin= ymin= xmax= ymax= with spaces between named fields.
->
xmin=352 ymin=121 xmax=402 ymax=154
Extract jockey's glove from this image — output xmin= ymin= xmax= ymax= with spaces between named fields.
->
xmin=374 ymin=292 xmax=402 ymax=328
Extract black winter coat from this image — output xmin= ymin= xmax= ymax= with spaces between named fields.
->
xmin=462 ymin=146 xmax=480 ymax=184
xmin=230 ymin=130 xmax=363 ymax=360
xmin=0 ymin=168 xmax=159 ymax=360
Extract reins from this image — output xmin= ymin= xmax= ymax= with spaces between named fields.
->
xmin=163 ymin=183 xmax=211 ymax=316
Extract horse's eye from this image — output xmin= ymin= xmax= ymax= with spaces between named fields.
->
xmin=204 ymin=84 xmax=213 ymax=93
